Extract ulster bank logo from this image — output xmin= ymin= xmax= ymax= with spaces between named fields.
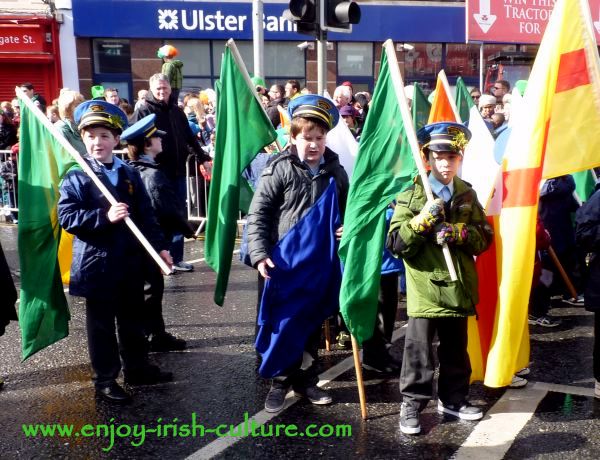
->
xmin=158 ymin=9 xmax=179 ymax=30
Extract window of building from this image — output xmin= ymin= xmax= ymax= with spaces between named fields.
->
xmin=92 ymin=39 xmax=132 ymax=101
xmin=169 ymin=40 xmax=213 ymax=93
xmin=338 ymin=42 xmax=373 ymax=77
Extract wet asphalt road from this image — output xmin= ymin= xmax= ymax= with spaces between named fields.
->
xmin=1 ymin=222 xmax=599 ymax=459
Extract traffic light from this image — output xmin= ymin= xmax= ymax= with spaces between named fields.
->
xmin=322 ymin=0 xmax=361 ymax=32
xmin=284 ymin=0 xmax=318 ymax=36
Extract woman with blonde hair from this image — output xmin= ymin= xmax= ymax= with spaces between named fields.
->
xmin=55 ymin=90 xmax=86 ymax=154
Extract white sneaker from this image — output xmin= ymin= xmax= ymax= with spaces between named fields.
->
xmin=515 ymin=367 xmax=530 ymax=377
xmin=509 ymin=375 xmax=528 ymax=388
xmin=595 ymin=380 xmax=600 ymax=399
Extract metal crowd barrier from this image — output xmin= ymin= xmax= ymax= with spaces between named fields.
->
xmin=0 ymin=149 xmax=224 ymax=233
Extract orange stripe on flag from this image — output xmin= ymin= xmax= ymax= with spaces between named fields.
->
xmin=501 ymin=167 xmax=543 ymax=208
xmin=555 ymin=49 xmax=589 ymax=93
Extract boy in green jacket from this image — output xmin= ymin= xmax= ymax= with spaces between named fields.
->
xmin=158 ymin=45 xmax=183 ymax=104
xmin=387 ymin=122 xmax=493 ymax=435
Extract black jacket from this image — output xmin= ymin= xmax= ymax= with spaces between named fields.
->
xmin=246 ymin=147 xmax=349 ymax=267
xmin=58 ymin=159 xmax=167 ymax=298
xmin=133 ymin=92 xmax=211 ymax=179
xmin=266 ymin=97 xmax=285 ymax=128
xmin=575 ymin=185 xmax=600 ymax=311
xmin=0 ymin=123 xmax=17 ymax=150
xmin=130 ymin=158 xmax=195 ymax=238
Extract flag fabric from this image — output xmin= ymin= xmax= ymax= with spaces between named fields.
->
xmin=428 ymin=70 xmax=461 ymax=123
xmin=205 ymin=45 xmax=277 ymax=306
xmin=461 ymin=106 xmax=499 ymax=209
xmin=256 ymin=181 xmax=341 ymax=378
xmin=455 ymin=76 xmax=475 ymax=123
xmin=573 ymin=169 xmax=598 ymax=202
xmin=326 ymin=118 xmax=359 ymax=179
xmin=482 ymin=0 xmax=600 ymax=387
xmin=338 ymin=50 xmax=417 ymax=344
xmin=17 ymin=94 xmax=78 ymax=359
xmin=412 ymin=84 xmax=431 ymax=132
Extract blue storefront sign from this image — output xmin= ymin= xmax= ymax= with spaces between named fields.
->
xmin=73 ymin=0 xmax=466 ymax=43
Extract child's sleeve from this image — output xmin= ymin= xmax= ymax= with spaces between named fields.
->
xmin=57 ymin=171 xmax=112 ymax=235
xmin=459 ymin=192 xmax=494 ymax=256
xmin=386 ymin=191 xmax=428 ymax=260
xmin=246 ymin=164 xmax=283 ymax=267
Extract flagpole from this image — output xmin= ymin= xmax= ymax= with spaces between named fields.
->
xmin=226 ymin=39 xmax=284 ymax=153
xmin=382 ymin=41 xmax=458 ymax=281
xmin=439 ymin=69 xmax=462 ymax=123
xmin=351 ymin=335 xmax=368 ymax=419
xmin=15 ymin=87 xmax=172 ymax=275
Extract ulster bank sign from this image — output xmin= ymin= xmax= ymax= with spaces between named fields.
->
xmin=156 ymin=8 xmax=295 ymax=33
xmin=73 ymin=1 xmax=301 ymax=40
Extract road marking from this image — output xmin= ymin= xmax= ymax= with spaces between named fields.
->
xmin=187 ymin=249 xmax=239 ymax=265
xmin=186 ymin=325 xmax=408 ymax=459
xmin=453 ymin=382 xmax=549 ymax=460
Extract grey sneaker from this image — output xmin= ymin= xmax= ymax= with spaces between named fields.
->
xmin=265 ymin=386 xmax=288 ymax=413
xmin=294 ymin=385 xmax=332 ymax=405
xmin=399 ymin=402 xmax=421 ymax=435
xmin=595 ymin=380 xmax=600 ymax=399
xmin=528 ymin=314 xmax=561 ymax=327
xmin=437 ymin=401 xmax=483 ymax=420
xmin=509 ymin=375 xmax=528 ymax=388
xmin=173 ymin=261 xmax=194 ymax=272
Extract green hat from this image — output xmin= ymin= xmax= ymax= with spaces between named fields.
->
xmin=91 ymin=85 xmax=105 ymax=99
xmin=251 ymin=76 xmax=267 ymax=88
xmin=515 ymin=80 xmax=528 ymax=96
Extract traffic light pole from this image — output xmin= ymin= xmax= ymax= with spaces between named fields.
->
xmin=252 ymin=0 xmax=264 ymax=80
xmin=317 ymin=28 xmax=327 ymax=95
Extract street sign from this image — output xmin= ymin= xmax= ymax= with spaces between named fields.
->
xmin=466 ymin=0 xmax=600 ymax=44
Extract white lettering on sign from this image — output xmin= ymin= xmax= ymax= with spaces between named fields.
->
xmin=158 ymin=9 xmax=295 ymax=33
xmin=0 ymin=34 xmax=36 ymax=46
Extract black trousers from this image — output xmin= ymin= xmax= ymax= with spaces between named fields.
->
xmin=400 ymin=317 xmax=471 ymax=410
xmin=363 ymin=272 xmax=399 ymax=361
xmin=271 ymin=325 xmax=321 ymax=391
xmin=143 ymin=261 xmax=166 ymax=337
xmin=85 ymin=279 xmax=149 ymax=387
xmin=595 ymin=313 xmax=600 ymax=382
xmin=529 ymin=283 xmax=551 ymax=318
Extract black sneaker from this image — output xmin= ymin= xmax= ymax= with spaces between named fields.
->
xmin=150 ymin=332 xmax=187 ymax=352
xmin=363 ymin=356 xmax=400 ymax=374
xmin=265 ymin=386 xmax=288 ymax=413
xmin=400 ymin=402 xmax=421 ymax=435
xmin=294 ymin=385 xmax=333 ymax=405
xmin=124 ymin=365 xmax=173 ymax=385
xmin=562 ymin=295 xmax=584 ymax=306
xmin=437 ymin=401 xmax=483 ymax=420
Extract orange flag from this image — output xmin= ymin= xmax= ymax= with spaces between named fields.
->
xmin=428 ymin=69 xmax=461 ymax=123
xmin=483 ymin=0 xmax=600 ymax=387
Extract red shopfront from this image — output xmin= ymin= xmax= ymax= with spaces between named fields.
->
xmin=0 ymin=16 xmax=62 ymax=104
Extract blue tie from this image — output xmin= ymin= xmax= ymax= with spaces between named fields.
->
xmin=441 ymin=186 xmax=451 ymax=202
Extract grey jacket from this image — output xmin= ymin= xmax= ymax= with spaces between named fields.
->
xmin=247 ymin=146 xmax=349 ymax=267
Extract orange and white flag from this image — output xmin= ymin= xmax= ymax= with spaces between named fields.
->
xmin=483 ymin=0 xmax=600 ymax=387
xmin=428 ymin=69 xmax=461 ymax=123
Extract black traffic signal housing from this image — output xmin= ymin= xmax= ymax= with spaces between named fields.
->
xmin=284 ymin=0 xmax=319 ymax=37
xmin=322 ymin=0 xmax=361 ymax=32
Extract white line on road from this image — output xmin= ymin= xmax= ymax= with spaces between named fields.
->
xmin=186 ymin=325 xmax=408 ymax=460
xmin=453 ymin=382 xmax=549 ymax=460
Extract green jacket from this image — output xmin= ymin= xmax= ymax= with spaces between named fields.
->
xmin=388 ymin=176 xmax=493 ymax=318
xmin=162 ymin=59 xmax=183 ymax=90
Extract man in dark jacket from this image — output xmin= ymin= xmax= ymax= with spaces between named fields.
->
xmin=134 ymin=73 xmax=212 ymax=272
xmin=266 ymin=84 xmax=285 ymax=128
xmin=575 ymin=183 xmax=600 ymax=399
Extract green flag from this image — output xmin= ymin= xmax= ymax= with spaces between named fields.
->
xmin=205 ymin=45 xmax=277 ymax=306
xmin=455 ymin=76 xmax=474 ymax=123
xmin=17 ymin=95 xmax=77 ymax=359
xmin=412 ymin=83 xmax=431 ymax=132
xmin=338 ymin=50 xmax=418 ymax=344
xmin=572 ymin=169 xmax=597 ymax=202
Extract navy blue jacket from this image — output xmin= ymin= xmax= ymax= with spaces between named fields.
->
xmin=539 ymin=175 xmax=579 ymax=254
xmin=58 ymin=159 xmax=167 ymax=298
xmin=575 ymin=185 xmax=600 ymax=311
